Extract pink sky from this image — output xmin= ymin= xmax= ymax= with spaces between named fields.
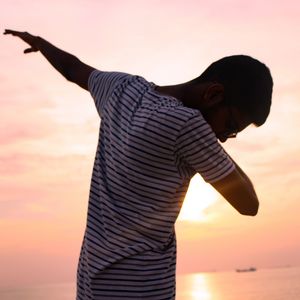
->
xmin=1 ymin=0 xmax=300 ymax=288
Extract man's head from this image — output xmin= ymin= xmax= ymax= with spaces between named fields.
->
xmin=192 ymin=55 xmax=273 ymax=142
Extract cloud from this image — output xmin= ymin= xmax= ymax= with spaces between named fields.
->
xmin=0 ymin=82 xmax=56 ymax=144
xmin=0 ymin=198 xmax=52 ymax=219
xmin=0 ymin=151 xmax=91 ymax=224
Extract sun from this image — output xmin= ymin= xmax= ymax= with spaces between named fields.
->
xmin=178 ymin=174 xmax=218 ymax=222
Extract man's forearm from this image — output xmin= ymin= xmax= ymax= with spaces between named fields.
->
xmin=35 ymin=36 xmax=80 ymax=81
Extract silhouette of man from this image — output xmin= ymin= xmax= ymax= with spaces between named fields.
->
xmin=4 ymin=29 xmax=273 ymax=300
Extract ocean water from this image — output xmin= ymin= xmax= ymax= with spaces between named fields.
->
xmin=1 ymin=267 xmax=299 ymax=300
xmin=176 ymin=267 xmax=300 ymax=300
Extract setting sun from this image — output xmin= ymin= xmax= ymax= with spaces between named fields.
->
xmin=178 ymin=174 xmax=218 ymax=222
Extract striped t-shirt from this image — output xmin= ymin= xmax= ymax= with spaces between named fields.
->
xmin=76 ymin=70 xmax=235 ymax=300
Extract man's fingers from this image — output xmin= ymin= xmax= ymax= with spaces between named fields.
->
xmin=24 ymin=47 xmax=37 ymax=54
xmin=4 ymin=29 xmax=38 ymax=54
xmin=24 ymin=48 xmax=32 ymax=54
xmin=4 ymin=29 xmax=20 ymax=35
xmin=3 ymin=29 xmax=12 ymax=34
xmin=4 ymin=29 xmax=29 ymax=38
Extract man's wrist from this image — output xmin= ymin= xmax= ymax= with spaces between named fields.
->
xmin=34 ymin=36 xmax=43 ymax=51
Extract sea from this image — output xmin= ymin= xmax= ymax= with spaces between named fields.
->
xmin=1 ymin=267 xmax=299 ymax=300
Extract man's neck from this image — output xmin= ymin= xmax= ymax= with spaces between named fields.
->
xmin=155 ymin=82 xmax=207 ymax=110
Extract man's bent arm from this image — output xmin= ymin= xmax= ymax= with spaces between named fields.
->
xmin=211 ymin=166 xmax=259 ymax=216
xmin=4 ymin=29 xmax=95 ymax=90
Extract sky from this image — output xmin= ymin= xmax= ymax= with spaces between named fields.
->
xmin=1 ymin=0 xmax=300 ymax=289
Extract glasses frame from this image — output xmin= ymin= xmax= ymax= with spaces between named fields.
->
xmin=223 ymin=105 xmax=239 ymax=139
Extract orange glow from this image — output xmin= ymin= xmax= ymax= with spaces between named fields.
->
xmin=1 ymin=0 xmax=300 ymax=289
xmin=178 ymin=174 xmax=217 ymax=222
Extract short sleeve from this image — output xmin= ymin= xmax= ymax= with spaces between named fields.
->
xmin=175 ymin=112 xmax=235 ymax=183
xmin=88 ymin=70 xmax=132 ymax=117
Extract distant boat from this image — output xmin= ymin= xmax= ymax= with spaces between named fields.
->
xmin=236 ymin=267 xmax=257 ymax=273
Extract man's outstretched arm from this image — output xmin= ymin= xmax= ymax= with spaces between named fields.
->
xmin=4 ymin=29 xmax=95 ymax=90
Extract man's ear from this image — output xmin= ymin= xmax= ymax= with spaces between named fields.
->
xmin=203 ymin=83 xmax=224 ymax=108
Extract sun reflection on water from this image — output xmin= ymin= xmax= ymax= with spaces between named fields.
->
xmin=177 ymin=273 xmax=213 ymax=300
xmin=190 ymin=273 xmax=212 ymax=300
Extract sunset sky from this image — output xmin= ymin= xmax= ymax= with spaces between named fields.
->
xmin=1 ymin=0 xmax=300 ymax=288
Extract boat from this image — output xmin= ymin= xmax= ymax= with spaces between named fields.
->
xmin=236 ymin=267 xmax=257 ymax=273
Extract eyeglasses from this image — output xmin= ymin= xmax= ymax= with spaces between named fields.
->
xmin=223 ymin=106 xmax=239 ymax=139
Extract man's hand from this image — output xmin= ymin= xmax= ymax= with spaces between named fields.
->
xmin=4 ymin=29 xmax=39 ymax=53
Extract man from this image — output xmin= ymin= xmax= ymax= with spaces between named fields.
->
xmin=4 ymin=29 xmax=273 ymax=300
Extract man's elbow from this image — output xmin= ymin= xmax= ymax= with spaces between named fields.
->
xmin=239 ymin=200 xmax=259 ymax=216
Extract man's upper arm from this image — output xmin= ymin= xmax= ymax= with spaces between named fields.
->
xmin=67 ymin=58 xmax=95 ymax=90
xmin=210 ymin=168 xmax=259 ymax=216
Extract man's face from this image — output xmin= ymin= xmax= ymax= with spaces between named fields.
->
xmin=203 ymin=104 xmax=251 ymax=143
